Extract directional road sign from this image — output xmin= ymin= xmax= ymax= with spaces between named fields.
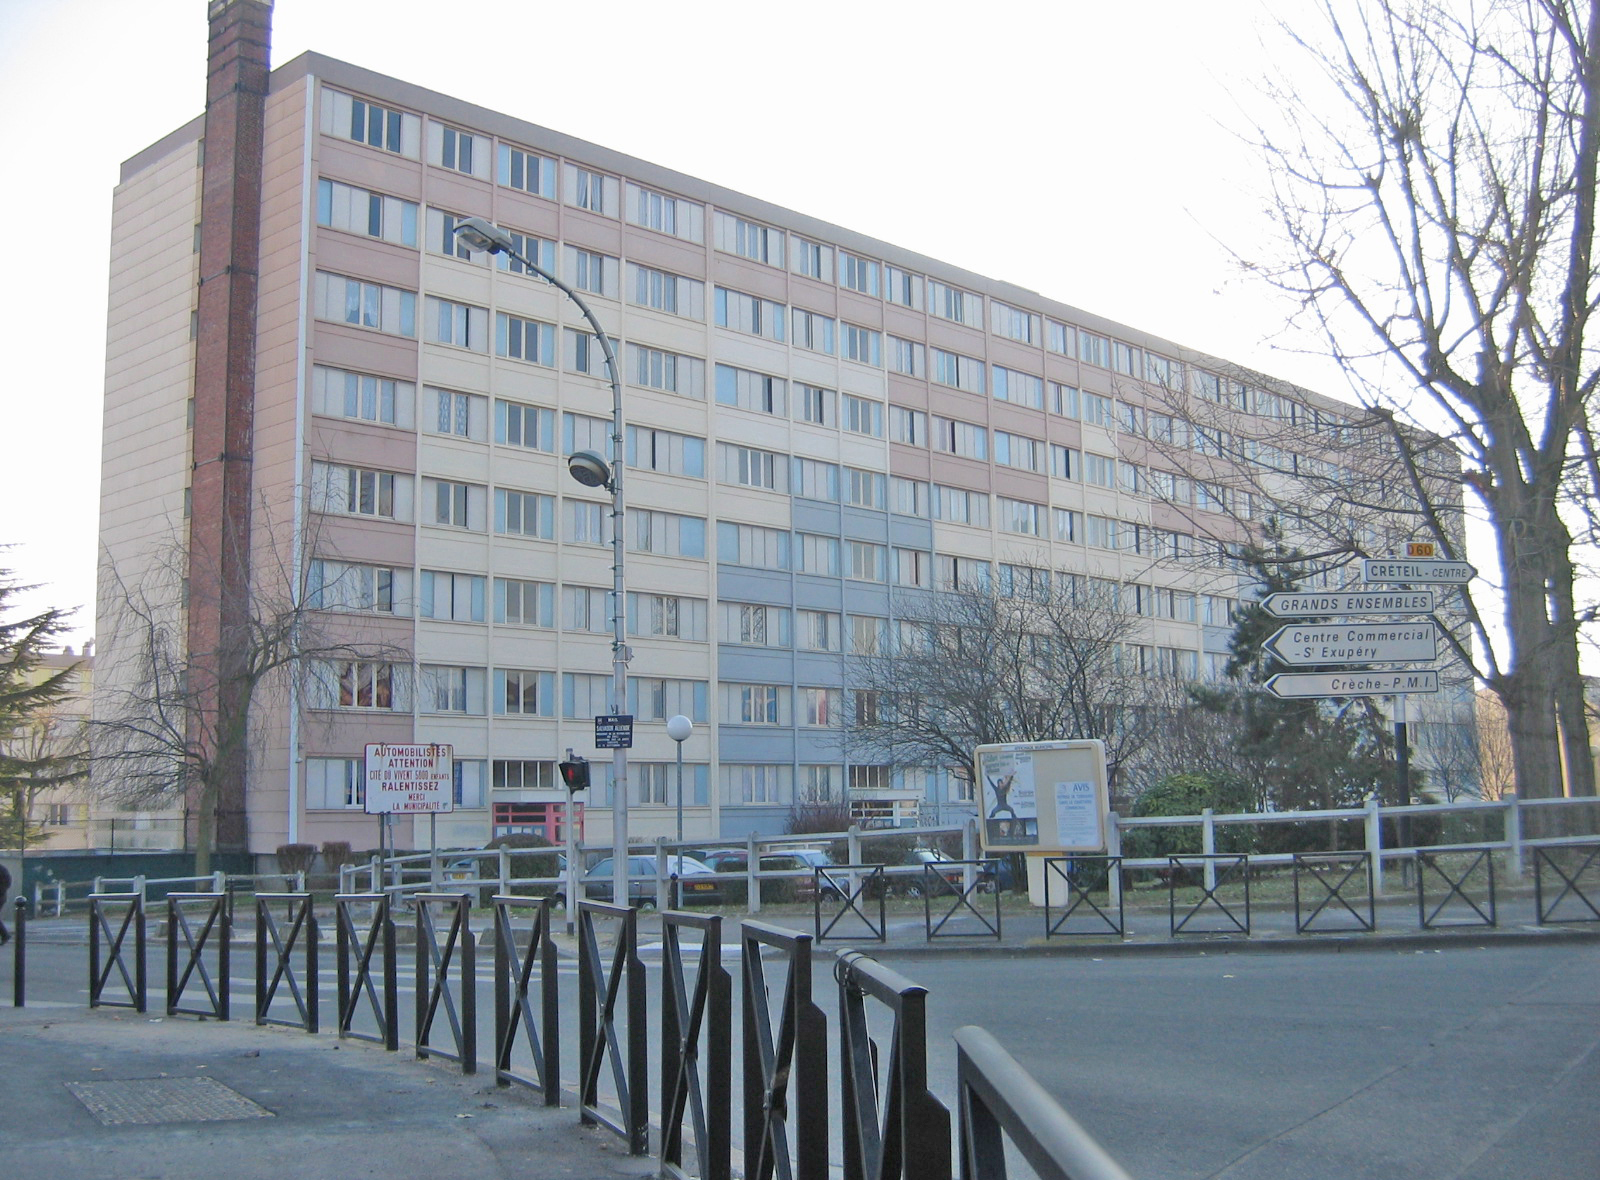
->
xmin=1260 ymin=590 xmax=1436 ymax=617
xmin=1362 ymin=558 xmax=1476 ymax=584
xmin=1264 ymin=621 xmax=1438 ymax=666
xmin=1265 ymin=670 xmax=1440 ymax=698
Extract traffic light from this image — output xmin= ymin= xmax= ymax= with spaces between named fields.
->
xmin=558 ymin=756 xmax=590 ymax=792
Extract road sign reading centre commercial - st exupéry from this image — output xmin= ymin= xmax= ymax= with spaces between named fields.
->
xmin=1361 ymin=558 xmax=1476 ymax=584
xmin=364 ymin=743 xmax=454 ymax=814
xmin=1263 ymin=621 xmax=1438 ymax=666
xmin=1266 ymin=670 xmax=1440 ymax=698
xmin=1260 ymin=590 xmax=1436 ymax=617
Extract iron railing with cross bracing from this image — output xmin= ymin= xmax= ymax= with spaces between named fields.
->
xmin=814 ymin=864 xmax=887 ymax=944
xmin=835 ymin=950 xmax=951 ymax=1180
xmin=1168 ymin=855 xmax=1250 ymax=936
xmin=1043 ymin=857 xmax=1124 ymax=938
xmin=414 ymin=892 xmax=477 ymax=1073
xmin=1533 ymin=842 xmax=1600 ymax=924
xmin=577 ymin=899 xmax=649 ymax=1154
xmin=921 ymin=860 xmax=1003 ymax=941
xmin=1293 ymin=853 xmax=1375 ymax=934
xmin=88 ymin=893 xmax=146 ymax=1012
xmin=335 ymin=893 xmax=399 ymax=1051
xmin=1416 ymin=849 xmax=1496 ymax=928
xmin=742 ymin=919 xmax=829 ymax=1180
xmin=659 ymin=909 xmax=732 ymax=1180
xmin=255 ymin=892 xmax=318 ymax=1032
xmin=166 ymin=892 xmax=230 ymax=1020
xmin=492 ymin=894 xmax=560 ymax=1103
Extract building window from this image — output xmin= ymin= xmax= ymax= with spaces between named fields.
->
xmin=850 ymin=615 xmax=888 ymax=654
xmin=306 ymin=758 xmax=364 ymax=809
xmin=723 ymin=683 xmax=789 ymax=725
xmin=625 ymin=182 xmax=704 ymax=242
xmin=316 ymin=178 xmax=417 ymax=247
xmin=1084 ymin=452 xmax=1116 ymax=488
xmin=990 ymin=300 xmax=1040 ymax=344
xmin=932 ymin=416 xmax=988 ymax=460
xmin=495 ymin=400 xmax=556 ymax=451
xmin=1045 ymin=320 xmax=1075 ymax=356
xmin=844 ymin=467 xmax=886 ymax=509
xmin=927 ymin=279 xmax=983 ymax=328
xmin=311 ymin=462 xmax=407 ymax=520
xmin=1051 ymin=383 xmax=1080 ymax=418
xmin=307 ymin=559 xmax=406 ymax=613
xmin=1086 ymin=515 xmax=1120 ymax=550
xmin=840 ymin=251 xmax=880 ymax=296
xmin=841 ymin=323 xmax=882 ymax=366
xmin=994 ymin=431 xmax=1042 ymax=471
xmin=846 ymin=541 xmax=887 ymax=582
xmin=498 ymin=144 xmax=557 ymax=198
xmin=423 ymin=478 xmax=485 ymax=530
xmin=796 ymin=609 xmax=841 ymax=653
xmin=719 ymin=443 xmax=785 ymax=491
xmin=1079 ymin=331 xmax=1110 ymax=368
xmin=889 ymin=336 xmax=925 ymax=377
xmin=792 ymin=459 xmax=841 ymax=502
xmin=311 ymin=366 xmax=413 ymax=428
xmin=421 ymin=665 xmax=485 ymax=714
xmin=321 ymin=89 xmax=419 ymax=157
xmin=629 ymin=343 xmax=705 ymax=398
xmin=715 ymin=364 xmax=786 ymax=414
xmin=493 ymin=488 xmax=555 ymax=539
xmin=719 ymin=602 xmax=792 ymax=646
xmin=890 ymin=406 xmax=927 ymax=445
xmin=791 ymin=236 xmax=832 ymax=281
xmin=795 ymin=532 xmax=841 ymax=575
xmin=628 ymin=592 xmax=708 ymax=640
xmin=886 ymin=265 xmax=921 ymax=309
xmin=1050 ymin=444 xmax=1079 ymax=480
xmin=722 ymin=764 xmax=791 ymax=806
xmin=495 ymin=577 xmax=554 ymax=626
xmin=565 ymin=328 xmax=621 ymax=377
xmin=1053 ymin=508 xmax=1082 ymax=543
xmin=496 ymin=313 xmax=556 ymax=366
xmin=314 ymin=272 xmax=416 ymax=337
xmin=628 ymin=263 xmax=704 ymax=318
xmin=895 ymin=547 xmax=931 ymax=588
xmin=430 ymin=124 xmax=486 ymax=176
xmin=791 ymin=307 xmax=836 ymax=354
xmin=492 ymin=228 xmax=556 ymax=276
xmin=563 ymin=245 xmax=620 ymax=298
xmin=798 ymin=384 xmax=836 ymax=426
xmin=714 ymin=212 xmax=784 ymax=266
xmin=715 ymin=288 xmax=785 ymax=341
xmin=933 ymin=349 xmax=985 ymax=393
xmin=717 ymin=522 xmax=790 ymax=569
xmin=1111 ymin=341 xmax=1139 ymax=376
xmin=420 ymin=570 xmax=485 ymax=622
xmin=426 ymin=297 xmax=489 ymax=351
xmin=495 ymin=669 xmax=554 ymax=717
xmin=931 ymin=484 xmax=989 ymax=526
xmin=998 ymin=497 xmax=1043 ymax=536
xmin=934 ymin=555 xmax=990 ymax=591
xmin=310 ymin=660 xmax=406 ymax=711
xmin=493 ymin=760 xmax=555 ymax=792
xmin=426 ymin=388 xmax=485 ymax=439
xmin=992 ymin=366 xmax=1044 ymax=409
xmin=564 ymin=164 xmax=619 ymax=215
xmin=628 ymin=426 xmax=705 ymax=477
xmin=891 ymin=476 xmax=929 ymax=517
xmin=800 ymin=687 xmax=841 ymax=727
xmin=629 ymin=509 xmax=706 ymax=558
xmin=840 ymin=393 xmax=883 ymax=437
xmin=565 ymin=500 xmax=607 ymax=545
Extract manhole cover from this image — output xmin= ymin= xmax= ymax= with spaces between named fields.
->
xmin=66 ymin=1077 xmax=274 ymax=1126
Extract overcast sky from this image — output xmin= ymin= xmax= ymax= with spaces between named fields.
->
xmin=0 ymin=0 xmax=1358 ymax=647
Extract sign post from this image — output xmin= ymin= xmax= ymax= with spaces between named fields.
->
xmin=364 ymin=744 xmax=454 ymax=880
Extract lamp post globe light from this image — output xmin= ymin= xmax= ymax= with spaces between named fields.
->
xmin=666 ymin=714 xmax=693 ymax=844
xmin=454 ymin=217 xmax=632 ymax=908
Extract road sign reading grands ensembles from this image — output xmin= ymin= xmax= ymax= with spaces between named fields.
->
xmin=1261 ymin=590 xmax=1436 ymax=617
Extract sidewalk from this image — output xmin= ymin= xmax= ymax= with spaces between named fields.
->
xmin=0 ymin=1002 xmax=645 ymax=1180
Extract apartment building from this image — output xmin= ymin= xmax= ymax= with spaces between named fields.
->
xmin=97 ymin=1 xmax=1456 ymax=858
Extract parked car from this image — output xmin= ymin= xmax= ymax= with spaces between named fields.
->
xmin=703 ymin=850 xmax=821 ymax=902
xmin=579 ymin=854 xmax=728 ymax=907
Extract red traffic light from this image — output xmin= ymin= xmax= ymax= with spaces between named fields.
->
xmin=558 ymin=758 xmax=590 ymax=791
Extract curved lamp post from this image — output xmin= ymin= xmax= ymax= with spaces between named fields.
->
xmin=666 ymin=714 xmax=693 ymax=844
xmin=453 ymin=217 xmax=630 ymax=907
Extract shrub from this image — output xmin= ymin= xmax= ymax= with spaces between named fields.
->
xmin=493 ymin=832 xmax=560 ymax=881
xmin=276 ymin=843 xmax=317 ymax=875
xmin=320 ymin=841 xmax=356 ymax=870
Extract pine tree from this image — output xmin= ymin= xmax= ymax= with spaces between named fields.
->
xmin=1190 ymin=525 xmax=1402 ymax=819
xmin=0 ymin=569 xmax=86 ymax=849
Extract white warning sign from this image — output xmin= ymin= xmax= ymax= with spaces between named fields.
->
xmin=363 ymin=743 xmax=454 ymax=814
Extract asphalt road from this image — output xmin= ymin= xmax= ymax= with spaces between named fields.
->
xmin=9 ymin=923 xmax=1598 ymax=1178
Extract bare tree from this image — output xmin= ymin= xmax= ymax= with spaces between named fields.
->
xmin=846 ymin=577 xmax=1184 ymax=808
xmin=92 ymin=527 xmax=402 ymax=873
xmin=1235 ymin=0 xmax=1600 ymax=799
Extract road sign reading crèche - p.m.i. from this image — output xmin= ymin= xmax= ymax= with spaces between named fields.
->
xmin=364 ymin=743 xmax=454 ymax=814
xmin=1266 ymin=670 xmax=1440 ymax=698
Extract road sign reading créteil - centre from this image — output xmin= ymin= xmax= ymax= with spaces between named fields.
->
xmin=364 ymin=743 xmax=454 ymax=814
xmin=1362 ymin=558 xmax=1475 ymax=584
xmin=1264 ymin=621 xmax=1438 ymax=666
xmin=1266 ymin=670 xmax=1440 ymax=698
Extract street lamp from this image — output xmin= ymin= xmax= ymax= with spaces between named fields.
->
xmin=454 ymin=217 xmax=631 ymax=908
xmin=666 ymin=714 xmax=693 ymax=844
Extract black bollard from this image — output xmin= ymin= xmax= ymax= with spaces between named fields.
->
xmin=11 ymin=896 xmax=25 ymax=1008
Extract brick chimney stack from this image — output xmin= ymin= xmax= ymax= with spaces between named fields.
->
xmin=189 ymin=0 xmax=273 ymax=859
